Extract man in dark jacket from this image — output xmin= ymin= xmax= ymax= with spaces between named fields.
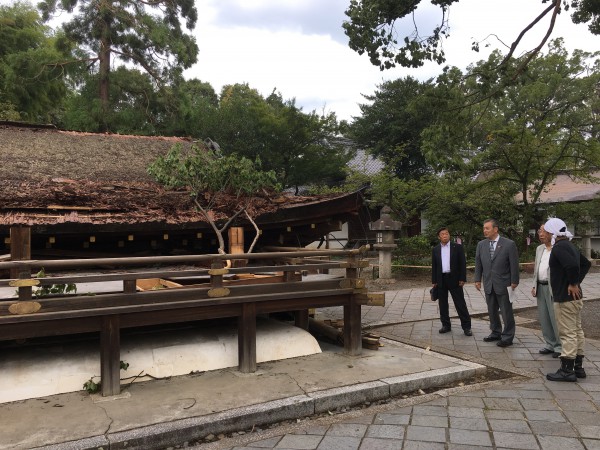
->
xmin=432 ymin=227 xmax=472 ymax=336
xmin=544 ymin=218 xmax=591 ymax=382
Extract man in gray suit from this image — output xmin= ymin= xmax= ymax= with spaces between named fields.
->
xmin=474 ymin=219 xmax=520 ymax=347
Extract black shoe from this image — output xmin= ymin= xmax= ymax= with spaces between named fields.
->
xmin=483 ymin=335 xmax=501 ymax=342
xmin=547 ymin=357 xmax=577 ymax=382
xmin=439 ymin=326 xmax=451 ymax=334
xmin=464 ymin=329 xmax=472 ymax=336
xmin=539 ymin=348 xmax=554 ymax=355
xmin=552 ymin=352 xmax=560 ymax=358
xmin=497 ymin=340 xmax=513 ymax=347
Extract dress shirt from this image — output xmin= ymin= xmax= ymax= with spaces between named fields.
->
xmin=441 ymin=242 xmax=451 ymax=273
xmin=538 ymin=247 xmax=551 ymax=282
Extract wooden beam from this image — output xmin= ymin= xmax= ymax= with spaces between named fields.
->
xmin=100 ymin=315 xmax=121 ymax=396
xmin=238 ymin=302 xmax=256 ymax=373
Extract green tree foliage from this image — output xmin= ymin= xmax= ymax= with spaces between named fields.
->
xmin=0 ymin=1 xmax=70 ymax=121
xmin=38 ymin=0 xmax=199 ymax=130
xmin=147 ymin=143 xmax=279 ymax=253
xmin=343 ymin=0 xmax=600 ymax=70
xmin=350 ymin=76 xmax=433 ymax=179
xmin=210 ymin=84 xmax=354 ymax=193
xmin=361 ymin=40 xmax=600 ymax=251
xmin=424 ymin=41 xmax=600 ymax=236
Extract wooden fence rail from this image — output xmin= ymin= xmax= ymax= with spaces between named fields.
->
xmin=0 ymin=248 xmax=370 ymax=397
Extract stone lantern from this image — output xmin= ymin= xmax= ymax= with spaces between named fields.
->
xmin=369 ymin=206 xmax=402 ymax=280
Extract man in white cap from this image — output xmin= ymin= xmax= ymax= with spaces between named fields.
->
xmin=544 ymin=218 xmax=591 ymax=382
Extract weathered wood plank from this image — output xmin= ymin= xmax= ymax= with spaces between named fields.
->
xmin=238 ymin=302 xmax=257 ymax=373
xmin=101 ymin=315 xmax=121 ymax=396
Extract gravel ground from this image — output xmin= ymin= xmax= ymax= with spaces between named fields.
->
xmin=516 ymin=298 xmax=600 ymax=339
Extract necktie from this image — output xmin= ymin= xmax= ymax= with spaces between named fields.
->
xmin=489 ymin=240 xmax=495 ymax=259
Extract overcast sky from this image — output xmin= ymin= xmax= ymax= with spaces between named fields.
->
xmin=3 ymin=0 xmax=599 ymax=122
xmin=189 ymin=0 xmax=599 ymax=122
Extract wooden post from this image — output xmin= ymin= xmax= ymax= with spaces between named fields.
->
xmin=238 ymin=302 xmax=257 ymax=373
xmin=228 ymin=227 xmax=247 ymax=267
xmin=123 ymin=279 xmax=137 ymax=294
xmin=100 ymin=315 xmax=121 ymax=396
xmin=10 ymin=226 xmax=32 ymax=300
xmin=294 ymin=310 xmax=309 ymax=330
xmin=344 ymin=254 xmax=362 ymax=355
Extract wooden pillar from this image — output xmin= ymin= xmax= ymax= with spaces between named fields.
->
xmin=294 ymin=310 xmax=309 ymax=330
xmin=10 ymin=226 xmax=32 ymax=300
xmin=228 ymin=227 xmax=247 ymax=267
xmin=238 ymin=302 xmax=257 ymax=373
xmin=344 ymin=254 xmax=362 ymax=355
xmin=100 ymin=315 xmax=121 ymax=396
xmin=344 ymin=299 xmax=362 ymax=355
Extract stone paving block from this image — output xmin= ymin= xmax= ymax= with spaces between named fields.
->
xmin=448 ymin=428 xmax=492 ymax=447
xmin=411 ymin=414 xmax=448 ymax=428
xmin=485 ymin=389 xmax=523 ymax=398
xmin=448 ymin=444 xmax=492 ymax=449
xmin=582 ymin=438 xmax=600 ymax=449
xmin=552 ymin=390 xmax=593 ymax=401
xmin=448 ymin=406 xmax=485 ymax=419
xmin=325 ymin=424 xmax=367 ymax=438
xmin=373 ymin=413 xmax=410 ymax=425
xmin=358 ymin=437 xmax=404 ymax=450
xmin=488 ymin=419 xmax=531 ymax=433
xmin=563 ymin=410 xmax=600 ymax=425
xmin=275 ymin=434 xmax=323 ymax=449
xmin=448 ymin=396 xmax=485 ymax=408
xmin=449 ymin=417 xmax=489 ymax=431
xmin=537 ymin=435 xmax=585 ymax=450
xmin=316 ymin=435 xmax=360 ymax=450
xmin=402 ymin=441 xmax=446 ymax=450
xmin=485 ymin=409 xmax=526 ymax=420
xmin=524 ymin=409 xmax=566 ymax=422
xmin=411 ymin=405 xmax=448 ymax=417
xmin=405 ymin=425 xmax=447 ymax=442
xmin=365 ymin=424 xmax=405 ymax=439
xmin=493 ymin=431 xmax=539 ymax=449
xmin=518 ymin=399 xmax=558 ymax=410
xmin=528 ymin=421 xmax=578 ymax=437
xmin=483 ymin=397 xmax=523 ymax=410
xmin=518 ymin=390 xmax=554 ymax=399
xmin=576 ymin=425 xmax=600 ymax=439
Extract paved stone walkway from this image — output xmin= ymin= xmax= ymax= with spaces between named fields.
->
xmin=212 ymin=273 xmax=600 ymax=450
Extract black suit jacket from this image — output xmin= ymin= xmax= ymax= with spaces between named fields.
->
xmin=432 ymin=242 xmax=467 ymax=289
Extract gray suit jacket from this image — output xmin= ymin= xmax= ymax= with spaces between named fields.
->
xmin=474 ymin=236 xmax=520 ymax=295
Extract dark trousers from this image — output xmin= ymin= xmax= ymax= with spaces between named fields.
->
xmin=439 ymin=274 xmax=471 ymax=330
xmin=486 ymin=289 xmax=515 ymax=343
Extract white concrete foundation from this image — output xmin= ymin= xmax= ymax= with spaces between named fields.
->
xmin=0 ymin=318 xmax=321 ymax=403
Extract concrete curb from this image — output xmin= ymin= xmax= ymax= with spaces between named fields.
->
xmin=32 ymin=346 xmax=485 ymax=450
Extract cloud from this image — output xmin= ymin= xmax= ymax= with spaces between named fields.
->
xmin=207 ymin=0 xmax=350 ymax=44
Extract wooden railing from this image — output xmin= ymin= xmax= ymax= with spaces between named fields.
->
xmin=0 ymin=248 xmax=372 ymax=396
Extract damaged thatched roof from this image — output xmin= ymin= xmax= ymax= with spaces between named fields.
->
xmin=0 ymin=122 xmax=357 ymax=229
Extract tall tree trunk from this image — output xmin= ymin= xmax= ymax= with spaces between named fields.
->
xmin=99 ymin=38 xmax=111 ymax=132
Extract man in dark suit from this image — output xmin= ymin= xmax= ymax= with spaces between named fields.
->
xmin=432 ymin=227 xmax=472 ymax=336
xmin=474 ymin=219 xmax=520 ymax=347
